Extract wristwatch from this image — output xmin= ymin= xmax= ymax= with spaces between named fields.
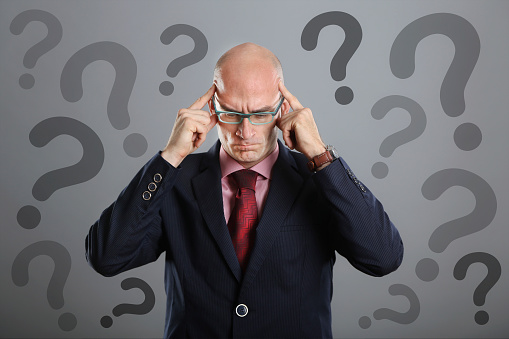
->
xmin=307 ymin=145 xmax=339 ymax=172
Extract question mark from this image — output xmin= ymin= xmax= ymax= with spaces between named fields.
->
xmin=301 ymin=11 xmax=362 ymax=105
xmin=159 ymin=24 xmax=208 ymax=96
xmin=11 ymin=240 xmax=77 ymax=331
xmin=100 ymin=277 xmax=156 ymax=328
xmin=16 ymin=117 xmax=104 ymax=229
xmin=390 ymin=13 xmax=482 ymax=151
xmin=9 ymin=9 xmax=63 ymax=89
xmin=61 ymin=41 xmax=147 ymax=158
xmin=370 ymin=95 xmax=427 ymax=179
xmin=359 ymin=284 xmax=420 ymax=329
xmin=453 ymin=252 xmax=501 ymax=325
xmin=415 ymin=169 xmax=497 ymax=282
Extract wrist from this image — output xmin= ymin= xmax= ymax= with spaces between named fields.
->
xmin=161 ymin=148 xmax=184 ymax=168
xmin=307 ymin=145 xmax=339 ymax=172
xmin=304 ymin=144 xmax=326 ymax=161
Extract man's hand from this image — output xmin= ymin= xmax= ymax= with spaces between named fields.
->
xmin=277 ymin=81 xmax=326 ymax=160
xmin=161 ymin=84 xmax=217 ymax=167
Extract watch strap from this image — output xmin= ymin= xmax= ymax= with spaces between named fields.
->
xmin=307 ymin=150 xmax=333 ymax=172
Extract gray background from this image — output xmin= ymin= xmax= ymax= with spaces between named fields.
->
xmin=1 ymin=0 xmax=508 ymax=337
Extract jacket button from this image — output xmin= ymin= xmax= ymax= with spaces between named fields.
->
xmin=142 ymin=191 xmax=151 ymax=200
xmin=154 ymin=173 xmax=162 ymax=183
xmin=235 ymin=304 xmax=248 ymax=317
xmin=148 ymin=182 xmax=157 ymax=192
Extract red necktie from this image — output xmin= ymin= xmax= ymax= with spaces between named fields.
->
xmin=228 ymin=169 xmax=258 ymax=272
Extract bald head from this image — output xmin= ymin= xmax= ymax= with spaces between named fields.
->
xmin=213 ymin=43 xmax=283 ymax=93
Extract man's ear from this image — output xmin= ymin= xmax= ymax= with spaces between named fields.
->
xmin=208 ymin=97 xmax=214 ymax=114
xmin=208 ymin=80 xmax=219 ymax=113
xmin=281 ymin=99 xmax=291 ymax=116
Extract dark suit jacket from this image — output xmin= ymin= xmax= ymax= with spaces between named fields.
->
xmin=86 ymin=140 xmax=403 ymax=339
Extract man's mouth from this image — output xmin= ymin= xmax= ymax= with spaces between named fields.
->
xmin=236 ymin=143 xmax=259 ymax=150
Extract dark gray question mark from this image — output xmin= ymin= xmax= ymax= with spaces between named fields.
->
xmin=370 ymin=95 xmax=426 ymax=179
xmin=9 ymin=9 xmax=62 ymax=89
xmin=416 ymin=169 xmax=497 ymax=282
xmin=11 ymin=240 xmax=77 ymax=331
xmin=61 ymin=41 xmax=147 ymax=158
xmin=391 ymin=13 xmax=482 ymax=151
xmin=100 ymin=277 xmax=156 ymax=328
xmin=16 ymin=117 xmax=104 ymax=229
xmin=453 ymin=252 xmax=501 ymax=325
xmin=159 ymin=24 xmax=208 ymax=96
xmin=301 ymin=11 xmax=362 ymax=105
xmin=359 ymin=284 xmax=420 ymax=329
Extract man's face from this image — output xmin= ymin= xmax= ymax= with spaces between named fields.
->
xmin=211 ymin=64 xmax=286 ymax=168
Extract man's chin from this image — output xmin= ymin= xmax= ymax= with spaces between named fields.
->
xmin=235 ymin=143 xmax=259 ymax=150
xmin=236 ymin=151 xmax=259 ymax=160
xmin=232 ymin=150 xmax=262 ymax=167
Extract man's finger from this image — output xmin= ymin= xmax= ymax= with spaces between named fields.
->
xmin=206 ymin=112 xmax=218 ymax=132
xmin=188 ymin=84 xmax=216 ymax=110
xmin=279 ymin=81 xmax=303 ymax=111
xmin=276 ymin=117 xmax=294 ymax=150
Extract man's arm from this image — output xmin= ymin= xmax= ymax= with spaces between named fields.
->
xmin=86 ymin=85 xmax=217 ymax=276
xmin=85 ymin=154 xmax=177 ymax=276
xmin=313 ymin=158 xmax=403 ymax=276
xmin=277 ymin=81 xmax=403 ymax=277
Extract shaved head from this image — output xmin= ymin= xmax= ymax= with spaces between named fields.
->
xmin=213 ymin=42 xmax=283 ymax=92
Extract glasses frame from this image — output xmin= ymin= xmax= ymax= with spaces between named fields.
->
xmin=212 ymin=95 xmax=285 ymax=125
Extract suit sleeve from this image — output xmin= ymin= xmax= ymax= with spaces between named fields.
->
xmin=312 ymin=157 xmax=404 ymax=277
xmin=86 ymin=153 xmax=179 ymax=277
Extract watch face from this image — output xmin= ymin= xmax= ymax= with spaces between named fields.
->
xmin=328 ymin=146 xmax=339 ymax=159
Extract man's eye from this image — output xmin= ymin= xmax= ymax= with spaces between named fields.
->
xmin=252 ymin=114 xmax=270 ymax=121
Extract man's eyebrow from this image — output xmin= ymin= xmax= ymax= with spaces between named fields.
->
xmin=251 ymin=105 xmax=275 ymax=113
xmin=219 ymin=101 xmax=277 ymax=113
xmin=218 ymin=102 xmax=239 ymax=112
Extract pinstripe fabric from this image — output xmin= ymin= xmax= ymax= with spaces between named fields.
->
xmin=228 ymin=170 xmax=258 ymax=273
xmin=86 ymin=140 xmax=404 ymax=339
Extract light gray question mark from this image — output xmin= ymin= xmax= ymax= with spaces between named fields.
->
xmin=100 ymin=277 xmax=156 ymax=328
xmin=370 ymin=95 xmax=426 ymax=179
xmin=301 ymin=11 xmax=362 ymax=105
xmin=159 ymin=24 xmax=208 ymax=96
xmin=359 ymin=284 xmax=420 ymax=329
xmin=391 ymin=13 xmax=482 ymax=151
xmin=11 ymin=240 xmax=77 ymax=331
xmin=453 ymin=252 xmax=501 ymax=325
xmin=416 ymin=169 xmax=497 ymax=282
xmin=9 ymin=9 xmax=62 ymax=89
xmin=61 ymin=41 xmax=147 ymax=158
xmin=16 ymin=117 xmax=104 ymax=229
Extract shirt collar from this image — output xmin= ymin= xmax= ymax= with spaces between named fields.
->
xmin=220 ymin=142 xmax=279 ymax=180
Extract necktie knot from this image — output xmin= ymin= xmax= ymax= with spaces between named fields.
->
xmin=232 ymin=169 xmax=257 ymax=191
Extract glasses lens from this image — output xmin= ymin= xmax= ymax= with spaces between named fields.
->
xmin=219 ymin=113 xmax=242 ymax=123
xmin=249 ymin=113 xmax=274 ymax=124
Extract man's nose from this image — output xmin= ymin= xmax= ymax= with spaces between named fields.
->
xmin=236 ymin=117 xmax=256 ymax=139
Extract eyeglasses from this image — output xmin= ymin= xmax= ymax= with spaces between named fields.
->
xmin=212 ymin=96 xmax=284 ymax=125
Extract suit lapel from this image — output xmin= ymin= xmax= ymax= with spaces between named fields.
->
xmin=191 ymin=142 xmax=242 ymax=282
xmin=242 ymin=141 xmax=304 ymax=290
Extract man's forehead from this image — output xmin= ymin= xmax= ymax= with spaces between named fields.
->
xmin=219 ymin=65 xmax=277 ymax=84
xmin=217 ymin=69 xmax=279 ymax=93
xmin=215 ymin=54 xmax=278 ymax=83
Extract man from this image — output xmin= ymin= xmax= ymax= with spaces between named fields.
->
xmin=86 ymin=43 xmax=403 ymax=338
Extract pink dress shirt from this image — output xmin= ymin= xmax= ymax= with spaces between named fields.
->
xmin=220 ymin=143 xmax=279 ymax=223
